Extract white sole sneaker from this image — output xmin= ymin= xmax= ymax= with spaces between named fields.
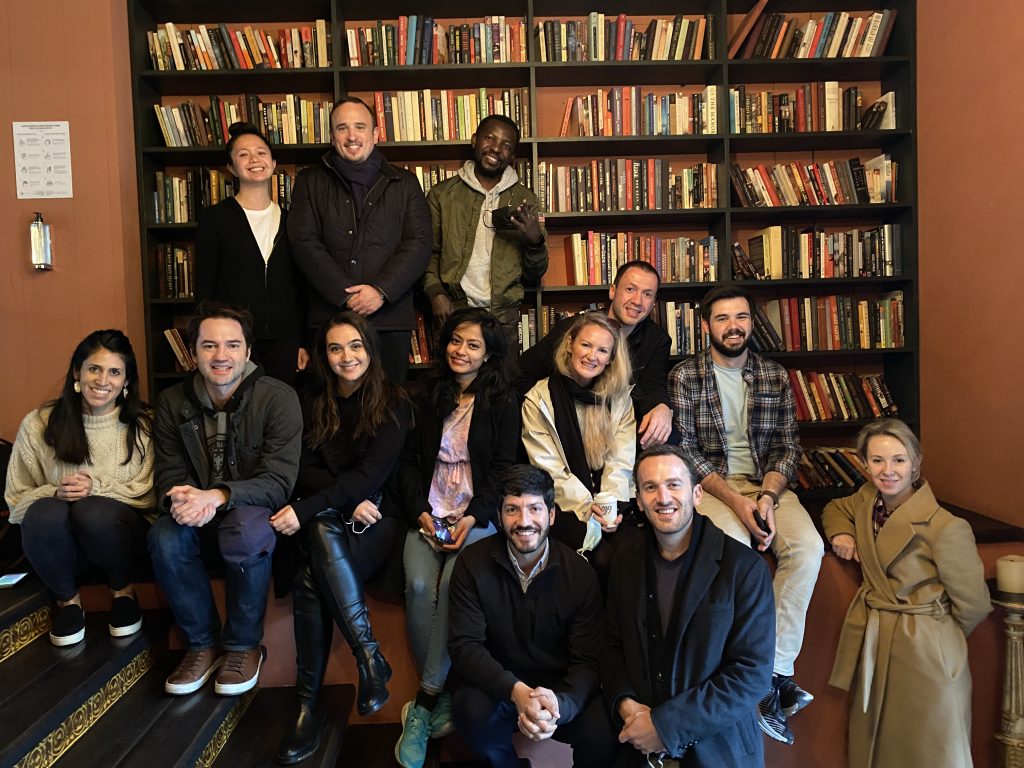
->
xmin=50 ymin=627 xmax=85 ymax=647
xmin=165 ymin=655 xmax=224 ymax=695
xmin=214 ymin=649 xmax=264 ymax=696
xmin=109 ymin=617 xmax=143 ymax=637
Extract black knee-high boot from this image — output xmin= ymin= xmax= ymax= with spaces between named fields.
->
xmin=308 ymin=517 xmax=392 ymax=716
xmin=277 ymin=564 xmax=332 ymax=764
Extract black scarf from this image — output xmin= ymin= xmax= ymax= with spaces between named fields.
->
xmin=328 ymin=148 xmax=384 ymax=212
xmin=548 ymin=373 xmax=604 ymax=495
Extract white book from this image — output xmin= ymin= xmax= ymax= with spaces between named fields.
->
xmin=826 ymin=13 xmax=849 ymax=58
xmin=824 ymin=81 xmax=841 ymax=131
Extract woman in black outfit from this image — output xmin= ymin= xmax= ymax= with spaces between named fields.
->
xmin=195 ymin=121 xmax=307 ymax=384
xmin=270 ymin=311 xmax=410 ymax=764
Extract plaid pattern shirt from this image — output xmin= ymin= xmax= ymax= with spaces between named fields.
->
xmin=669 ymin=349 xmax=800 ymax=483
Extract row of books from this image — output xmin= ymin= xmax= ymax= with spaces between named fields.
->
xmin=797 ymin=446 xmax=870 ymax=491
xmin=371 ymin=88 xmax=530 ymax=144
xmin=732 ymin=7 xmax=897 ymax=60
xmin=751 ymin=293 xmax=904 ymax=353
xmin=733 ymin=224 xmax=901 ymax=281
xmin=559 ymin=86 xmax=717 ymax=138
xmin=347 ymin=17 xmax=527 ymax=67
xmin=155 ymin=244 xmax=195 ymax=300
xmin=399 ymin=160 xmax=532 ymax=195
xmin=658 ymin=301 xmax=705 ymax=356
xmin=164 ymin=328 xmax=198 ymax=372
xmin=153 ymin=169 xmax=233 ymax=224
xmin=536 ymin=159 xmax=718 ymax=213
xmin=147 ymin=21 xmax=330 ymax=72
xmin=535 ymin=13 xmax=712 ymax=62
xmin=408 ymin=312 xmax=437 ymax=365
xmin=789 ymin=370 xmax=897 ymax=423
xmin=730 ymin=155 xmax=896 ymax=208
xmin=729 ymin=85 xmax=894 ymax=134
xmin=568 ymin=233 xmax=719 ymax=286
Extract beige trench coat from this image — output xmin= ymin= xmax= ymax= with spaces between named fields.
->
xmin=821 ymin=481 xmax=991 ymax=768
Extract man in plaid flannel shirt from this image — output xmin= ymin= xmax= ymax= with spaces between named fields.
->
xmin=668 ymin=286 xmax=823 ymax=746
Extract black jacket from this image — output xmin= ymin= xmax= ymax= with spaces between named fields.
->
xmin=195 ymin=198 xmax=306 ymax=343
xmin=514 ymin=312 xmax=671 ymax=420
xmin=602 ymin=517 xmax=774 ymax=766
xmin=391 ymin=380 xmax=520 ymax=531
xmin=287 ymin=152 xmax=431 ymax=331
xmin=448 ymin=535 xmax=603 ymax=723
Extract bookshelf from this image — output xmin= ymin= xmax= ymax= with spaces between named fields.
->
xmin=128 ymin=0 xmax=918 ymax=489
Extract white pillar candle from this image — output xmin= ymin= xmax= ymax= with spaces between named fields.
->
xmin=997 ymin=555 xmax=1024 ymax=594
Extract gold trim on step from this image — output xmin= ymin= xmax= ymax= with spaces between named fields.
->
xmin=0 ymin=606 xmax=52 ymax=664
xmin=194 ymin=687 xmax=258 ymax=768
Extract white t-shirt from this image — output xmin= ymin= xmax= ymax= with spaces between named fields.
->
xmin=713 ymin=361 xmax=757 ymax=477
xmin=242 ymin=202 xmax=281 ymax=265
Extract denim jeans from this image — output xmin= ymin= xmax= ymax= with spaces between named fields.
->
xmin=404 ymin=522 xmax=495 ymax=693
xmin=148 ymin=505 xmax=275 ymax=650
xmin=696 ymin=477 xmax=824 ymax=676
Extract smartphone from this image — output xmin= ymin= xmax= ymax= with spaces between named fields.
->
xmin=432 ymin=518 xmax=455 ymax=545
xmin=0 ymin=573 xmax=28 ymax=588
xmin=490 ymin=206 xmax=518 ymax=230
xmin=755 ymin=512 xmax=772 ymax=535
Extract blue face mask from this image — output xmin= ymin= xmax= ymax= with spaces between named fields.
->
xmin=577 ymin=515 xmax=604 ymax=556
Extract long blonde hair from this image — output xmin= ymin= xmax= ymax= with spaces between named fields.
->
xmin=554 ymin=313 xmax=632 ymax=470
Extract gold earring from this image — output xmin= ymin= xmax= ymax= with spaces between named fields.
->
xmin=73 ymin=381 xmax=81 ymax=393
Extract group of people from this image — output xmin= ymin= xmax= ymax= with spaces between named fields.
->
xmin=3 ymin=95 xmax=992 ymax=768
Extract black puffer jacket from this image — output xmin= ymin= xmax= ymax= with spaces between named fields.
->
xmin=287 ymin=151 xmax=431 ymax=331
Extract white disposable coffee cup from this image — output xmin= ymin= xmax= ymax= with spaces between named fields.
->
xmin=594 ymin=492 xmax=618 ymax=526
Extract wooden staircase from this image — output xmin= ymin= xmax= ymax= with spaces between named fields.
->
xmin=0 ymin=577 xmax=353 ymax=768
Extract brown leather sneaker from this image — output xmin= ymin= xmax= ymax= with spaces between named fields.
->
xmin=214 ymin=646 xmax=266 ymax=696
xmin=165 ymin=648 xmax=223 ymax=695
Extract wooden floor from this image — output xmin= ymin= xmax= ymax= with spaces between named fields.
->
xmin=339 ymin=724 xmax=484 ymax=767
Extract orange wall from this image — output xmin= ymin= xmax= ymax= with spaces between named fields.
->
xmin=0 ymin=0 xmax=143 ymax=440
xmin=918 ymin=0 xmax=1024 ymax=525
xmin=1 ymin=1 xmax=1022 ymax=525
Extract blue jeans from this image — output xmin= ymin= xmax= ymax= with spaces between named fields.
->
xmin=148 ymin=505 xmax=275 ymax=650
xmin=404 ymin=522 xmax=495 ymax=693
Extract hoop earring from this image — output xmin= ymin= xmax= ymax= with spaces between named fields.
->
xmin=73 ymin=381 xmax=81 ymax=393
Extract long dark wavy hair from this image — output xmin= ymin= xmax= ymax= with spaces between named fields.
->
xmin=43 ymin=330 xmax=152 ymax=465
xmin=306 ymin=311 xmax=407 ymax=449
xmin=427 ymin=307 xmax=514 ymax=420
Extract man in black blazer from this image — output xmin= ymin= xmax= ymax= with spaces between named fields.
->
xmin=603 ymin=445 xmax=774 ymax=767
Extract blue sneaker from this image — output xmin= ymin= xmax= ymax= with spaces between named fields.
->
xmin=429 ymin=692 xmax=454 ymax=739
xmin=395 ymin=701 xmax=431 ymax=768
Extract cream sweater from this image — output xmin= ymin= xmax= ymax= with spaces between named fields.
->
xmin=4 ymin=406 xmax=155 ymax=524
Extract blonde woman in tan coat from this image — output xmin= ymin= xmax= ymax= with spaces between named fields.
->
xmin=822 ymin=418 xmax=991 ymax=768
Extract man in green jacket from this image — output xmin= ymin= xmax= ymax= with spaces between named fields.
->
xmin=424 ymin=114 xmax=548 ymax=350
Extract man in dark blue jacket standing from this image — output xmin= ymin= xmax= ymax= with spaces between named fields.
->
xmin=603 ymin=445 xmax=774 ymax=767
xmin=288 ymin=96 xmax=431 ymax=382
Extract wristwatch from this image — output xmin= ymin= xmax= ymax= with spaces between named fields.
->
xmin=757 ymin=490 xmax=780 ymax=509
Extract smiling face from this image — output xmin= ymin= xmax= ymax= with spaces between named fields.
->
xmin=471 ymin=119 xmax=517 ymax=181
xmin=325 ymin=322 xmax=370 ymax=395
xmin=608 ymin=267 xmax=659 ymax=328
xmin=865 ymin=434 xmax=920 ymax=509
xmin=228 ymin=133 xmax=276 ymax=185
xmin=446 ymin=321 xmax=487 ymax=386
xmin=75 ymin=348 xmax=128 ymax=417
xmin=195 ymin=318 xmax=250 ymax=402
xmin=636 ymin=454 xmax=703 ymax=539
xmin=568 ymin=323 xmax=615 ymax=386
xmin=330 ymin=101 xmax=377 ymax=164
xmin=500 ymin=491 xmax=554 ymax=558
xmin=703 ymin=296 xmax=753 ymax=361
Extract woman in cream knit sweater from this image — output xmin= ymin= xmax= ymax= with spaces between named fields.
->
xmin=5 ymin=330 xmax=154 ymax=646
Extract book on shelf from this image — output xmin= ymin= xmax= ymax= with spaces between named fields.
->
xmin=797 ymin=446 xmax=872 ymax=491
xmin=153 ymin=170 xmax=294 ymax=223
xmin=729 ymin=83 xmax=894 ymax=134
xmin=567 ymin=232 xmax=718 ymax=285
xmin=730 ymin=9 xmax=898 ymax=60
xmin=347 ymin=16 xmax=526 ymax=66
xmin=520 ymin=302 xmax=610 ymax=352
xmin=736 ymin=224 xmax=900 ymax=280
xmin=163 ymin=327 xmax=197 ymax=372
xmin=750 ymin=292 xmax=904 ymax=353
xmin=147 ymin=21 xmax=330 ymax=71
xmin=372 ymin=87 xmax=530 ymax=143
xmin=535 ymin=13 xmax=711 ymax=62
xmin=559 ymin=85 xmax=717 ymax=138
xmin=786 ymin=369 xmax=897 ymax=422
xmin=154 ymin=95 xmax=333 ymax=148
xmin=730 ymin=154 xmax=896 ymax=207
xmin=655 ymin=300 xmax=707 ymax=356
xmin=537 ymin=159 xmax=717 ymax=213
xmin=155 ymin=244 xmax=195 ymax=299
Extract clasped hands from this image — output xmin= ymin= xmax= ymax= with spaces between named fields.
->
xmin=617 ymin=697 xmax=667 ymax=755
xmin=56 ymin=470 xmax=93 ymax=501
xmin=511 ymin=681 xmax=560 ymax=742
xmin=167 ymin=485 xmax=228 ymax=527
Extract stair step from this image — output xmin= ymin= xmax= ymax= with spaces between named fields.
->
xmin=211 ymin=684 xmax=355 ymax=768
xmin=0 ymin=611 xmax=164 ymax=768
xmin=0 ymin=574 xmax=51 ymax=662
xmin=50 ymin=652 xmax=257 ymax=768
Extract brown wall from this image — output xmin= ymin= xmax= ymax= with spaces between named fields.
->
xmin=0 ymin=0 xmax=143 ymax=441
xmin=918 ymin=0 xmax=1024 ymax=525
